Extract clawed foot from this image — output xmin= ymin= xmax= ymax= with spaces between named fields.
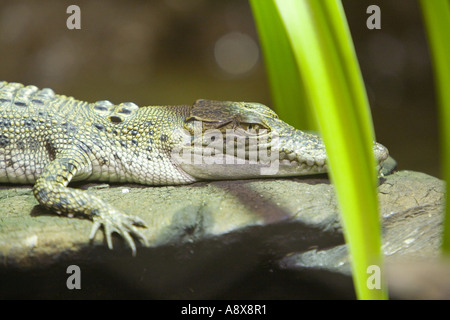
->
xmin=89 ymin=209 xmax=148 ymax=256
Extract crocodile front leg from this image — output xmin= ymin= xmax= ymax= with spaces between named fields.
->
xmin=32 ymin=153 xmax=148 ymax=256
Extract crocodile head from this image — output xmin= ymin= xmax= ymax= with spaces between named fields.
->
xmin=172 ymin=99 xmax=389 ymax=180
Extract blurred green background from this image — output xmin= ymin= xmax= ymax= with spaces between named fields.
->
xmin=0 ymin=0 xmax=438 ymax=177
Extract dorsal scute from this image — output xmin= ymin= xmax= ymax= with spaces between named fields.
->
xmin=91 ymin=100 xmax=140 ymax=124
xmin=0 ymin=82 xmax=57 ymax=106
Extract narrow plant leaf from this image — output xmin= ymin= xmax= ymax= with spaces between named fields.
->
xmin=419 ymin=0 xmax=450 ymax=254
xmin=270 ymin=0 xmax=386 ymax=299
xmin=249 ymin=0 xmax=317 ymax=130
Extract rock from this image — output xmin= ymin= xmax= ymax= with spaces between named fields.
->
xmin=0 ymin=175 xmax=344 ymax=267
xmin=279 ymin=170 xmax=444 ymax=299
xmin=0 ymin=170 xmax=444 ymax=298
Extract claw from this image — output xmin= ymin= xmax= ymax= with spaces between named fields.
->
xmin=131 ymin=216 xmax=148 ymax=228
xmin=121 ymin=229 xmax=137 ymax=257
xmin=104 ymin=223 xmax=114 ymax=250
xmin=89 ymin=221 xmax=102 ymax=240
xmin=130 ymin=227 xmax=149 ymax=247
xmin=89 ymin=210 xmax=147 ymax=255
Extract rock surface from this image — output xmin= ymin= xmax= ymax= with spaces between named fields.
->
xmin=0 ymin=170 xmax=444 ymax=298
xmin=281 ymin=170 xmax=443 ymax=272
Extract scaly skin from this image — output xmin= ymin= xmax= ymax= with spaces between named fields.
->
xmin=0 ymin=81 xmax=389 ymax=255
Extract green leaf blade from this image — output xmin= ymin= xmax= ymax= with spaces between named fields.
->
xmin=249 ymin=0 xmax=316 ymax=130
xmin=419 ymin=0 xmax=450 ymax=254
xmin=252 ymin=0 xmax=387 ymax=299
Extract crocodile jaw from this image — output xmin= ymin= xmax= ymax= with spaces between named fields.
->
xmin=173 ymin=126 xmax=389 ymax=180
xmin=171 ymin=100 xmax=389 ymax=180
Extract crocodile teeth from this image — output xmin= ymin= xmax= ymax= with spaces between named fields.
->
xmin=315 ymin=158 xmax=325 ymax=166
xmin=287 ymin=153 xmax=296 ymax=161
xmin=299 ymin=163 xmax=309 ymax=171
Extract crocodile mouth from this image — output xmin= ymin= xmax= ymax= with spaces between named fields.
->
xmin=278 ymin=157 xmax=328 ymax=174
xmin=276 ymin=140 xmax=389 ymax=176
xmin=276 ymin=139 xmax=389 ymax=175
xmin=171 ymin=119 xmax=389 ymax=180
xmin=171 ymin=126 xmax=330 ymax=179
xmin=275 ymin=130 xmax=329 ymax=175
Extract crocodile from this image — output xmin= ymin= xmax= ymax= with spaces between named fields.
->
xmin=0 ymin=81 xmax=389 ymax=255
